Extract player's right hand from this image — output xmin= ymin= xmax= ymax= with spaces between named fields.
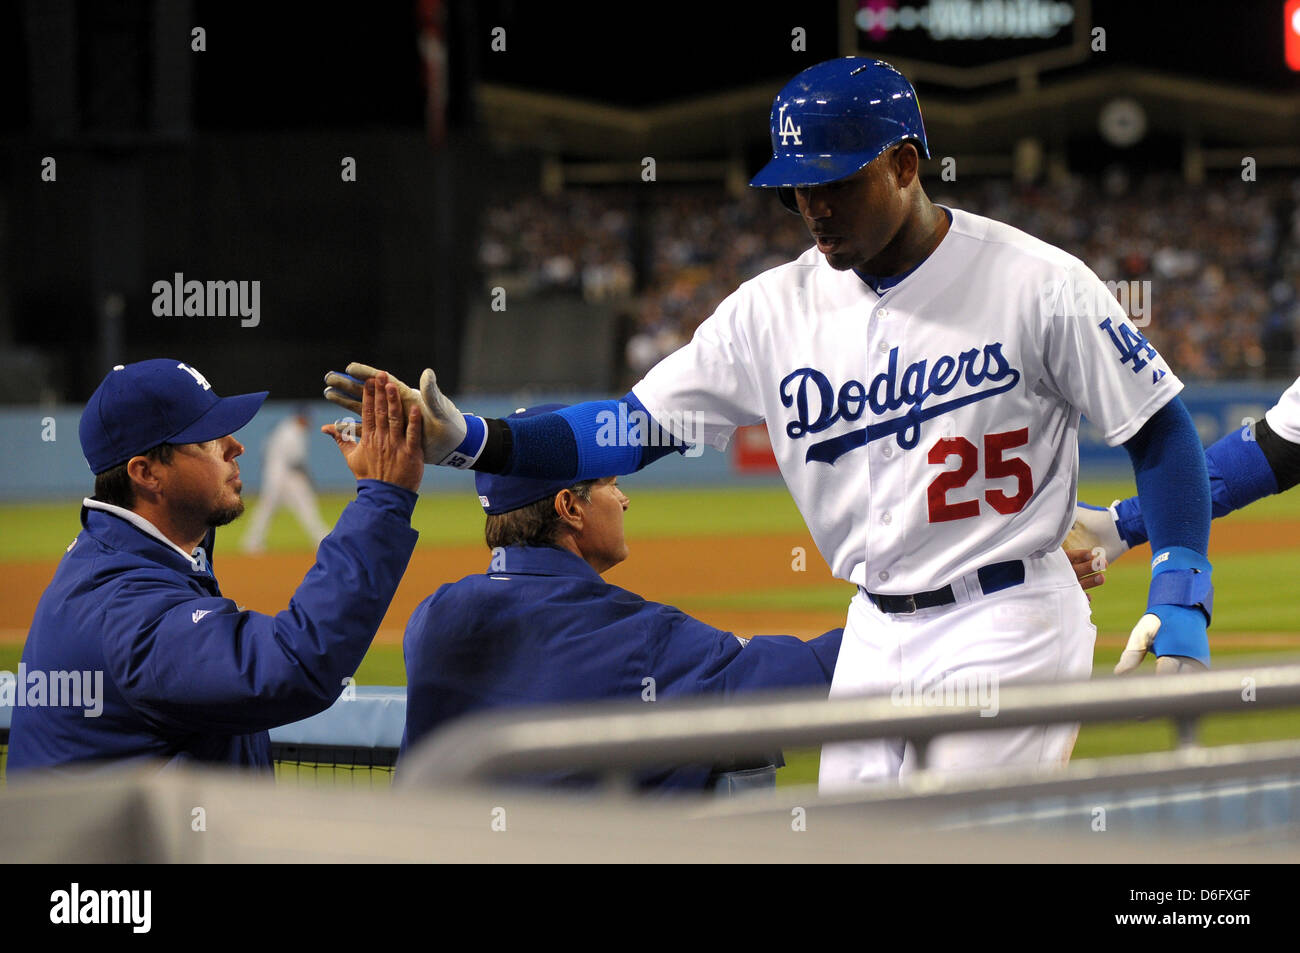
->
xmin=417 ymin=367 xmax=470 ymax=464
xmin=322 ymin=373 xmax=425 ymax=491
xmin=1064 ymin=501 xmax=1129 ymax=565
xmin=324 ymin=363 xmax=466 ymax=464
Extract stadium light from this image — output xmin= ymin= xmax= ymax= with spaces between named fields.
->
xmin=1287 ymin=0 xmax=1300 ymax=71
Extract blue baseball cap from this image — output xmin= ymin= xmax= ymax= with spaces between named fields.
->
xmin=474 ymin=404 xmax=587 ymax=515
xmin=79 ymin=359 xmax=269 ymax=474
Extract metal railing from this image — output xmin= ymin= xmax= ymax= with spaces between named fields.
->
xmin=396 ymin=664 xmax=1300 ymax=789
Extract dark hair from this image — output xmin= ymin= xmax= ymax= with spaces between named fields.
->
xmin=484 ymin=480 xmax=596 ymax=549
xmin=92 ymin=444 xmax=176 ymax=509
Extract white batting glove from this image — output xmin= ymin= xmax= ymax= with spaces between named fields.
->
xmin=1064 ymin=500 xmax=1130 ymax=565
xmin=324 ymin=363 xmax=467 ymax=464
xmin=1114 ymin=613 xmax=1209 ymax=675
xmin=418 ymin=367 xmax=470 ymax=465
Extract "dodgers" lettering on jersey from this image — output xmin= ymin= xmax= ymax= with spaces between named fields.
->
xmin=780 ymin=342 xmax=1022 ymax=464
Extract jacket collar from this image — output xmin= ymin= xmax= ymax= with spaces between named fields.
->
xmin=80 ymin=499 xmax=215 ymax=577
xmin=487 ymin=544 xmax=603 ymax=582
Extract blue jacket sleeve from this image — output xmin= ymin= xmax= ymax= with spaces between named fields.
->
xmin=102 ymin=480 xmax=419 ymax=734
xmin=644 ymin=603 xmax=840 ymax=699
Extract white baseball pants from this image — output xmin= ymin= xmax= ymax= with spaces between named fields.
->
xmin=818 ymin=548 xmax=1096 ymax=792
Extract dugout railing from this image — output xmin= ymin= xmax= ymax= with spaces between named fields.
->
xmin=6 ymin=666 xmax=1300 ymax=837
xmin=399 ymin=665 xmax=1300 ymax=786
xmin=0 ymin=681 xmax=774 ymax=793
xmin=396 ymin=664 xmax=1300 ymax=837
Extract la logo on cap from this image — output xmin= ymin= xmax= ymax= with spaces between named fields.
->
xmin=177 ymin=362 xmax=212 ymax=390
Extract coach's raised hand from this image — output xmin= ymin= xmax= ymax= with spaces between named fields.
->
xmin=323 ymin=373 xmax=425 ymax=491
xmin=324 ymin=362 xmax=468 ymax=464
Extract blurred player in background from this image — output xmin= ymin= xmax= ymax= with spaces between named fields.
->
xmin=241 ymin=407 xmax=330 ymax=554
xmin=400 ymin=405 xmax=841 ymax=792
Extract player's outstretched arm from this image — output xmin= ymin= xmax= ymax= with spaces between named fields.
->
xmin=1070 ymin=413 xmax=1300 ymax=563
xmin=1113 ymin=398 xmax=1214 ymax=675
xmin=325 ymin=363 xmax=691 ymax=477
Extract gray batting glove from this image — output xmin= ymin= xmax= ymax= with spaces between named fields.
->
xmin=324 ymin=363 xmax=467 ymax=464
xmin=323 ymin=367 xmax=368 ymax=415
xmin=418 ymin=367 xmax=470 ymax=465
xmin=1064 ymin=500 xmax=1130 ymax=565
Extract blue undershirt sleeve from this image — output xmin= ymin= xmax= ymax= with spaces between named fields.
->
xmin=503 ymin=393 xmax=690 ymax=480
xmin=1114 ymin=420 xmax=1278 ymax=549
xmin=1121 ymin=398 xmax=1210 ymax=555
xmin=624 ymin=391 xmax=687 ymax=468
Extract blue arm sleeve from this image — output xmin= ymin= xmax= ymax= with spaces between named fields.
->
xmin=1121 ymin=398 xmax=1210 ymax=555
xmin=1113 ymin=420 xmax=1278 ymax=549
xmin=503 ymin=392 xmax=689 ymax=480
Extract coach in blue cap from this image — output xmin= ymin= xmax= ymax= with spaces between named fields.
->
xmin=8 ymin=359 xmax=425 ymax=773
xmin=399 ymin=405 xmax=842 ymax=791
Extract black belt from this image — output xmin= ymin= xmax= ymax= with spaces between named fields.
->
xmin=861 ymin=560 xmax=1026 ymax=614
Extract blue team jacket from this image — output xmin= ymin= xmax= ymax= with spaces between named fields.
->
xmin=7 ymin=480 xmax=418 ymax=774
xmin=400 ymin=544 xmax=842 ymax=789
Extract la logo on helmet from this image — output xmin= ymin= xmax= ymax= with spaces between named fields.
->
xmin=778 ymin=103 xmax=802 ymax=146
xmin=177 ymin=362 xmax=212 ymax=391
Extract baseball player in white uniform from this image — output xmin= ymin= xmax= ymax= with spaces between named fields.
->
xmin=1071 ymin=373 xmax=1300 ymax=571
xmin=325 ymin=59 xmax=1216 ymax=790
xmin=241 ymin=409 xmax=331 ymax=553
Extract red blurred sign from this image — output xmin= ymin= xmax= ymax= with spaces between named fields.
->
xmin=733 ymin=424 xmax=780 ymax=472
xmin=1288 ymin=0 xmax=1300 ymax=71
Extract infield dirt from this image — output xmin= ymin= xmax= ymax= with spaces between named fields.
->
xmin=1 ymin=519 xmax=1296 ymax=648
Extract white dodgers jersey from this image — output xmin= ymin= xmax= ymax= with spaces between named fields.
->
xmin=633 ymin=207 xmax=1182 ymax=592
xmin=1264 ymin=375 xmax=1300 ymax=444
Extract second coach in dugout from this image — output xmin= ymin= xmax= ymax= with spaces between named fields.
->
xmin=7 ymin=360 xmax=424 ymax=773
xmin=400 ymin=405 xmax=843 ymax=791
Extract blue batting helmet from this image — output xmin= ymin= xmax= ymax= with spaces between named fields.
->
xmin=750 ymin=58 xmax=930 ymax=212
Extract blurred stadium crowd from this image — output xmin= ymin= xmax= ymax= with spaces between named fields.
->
xmin=479 ymin=174 xmax=1300 ymax=388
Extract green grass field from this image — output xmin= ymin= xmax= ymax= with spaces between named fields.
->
xmin=3 ymin=478 xmax=1297 ymax=787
